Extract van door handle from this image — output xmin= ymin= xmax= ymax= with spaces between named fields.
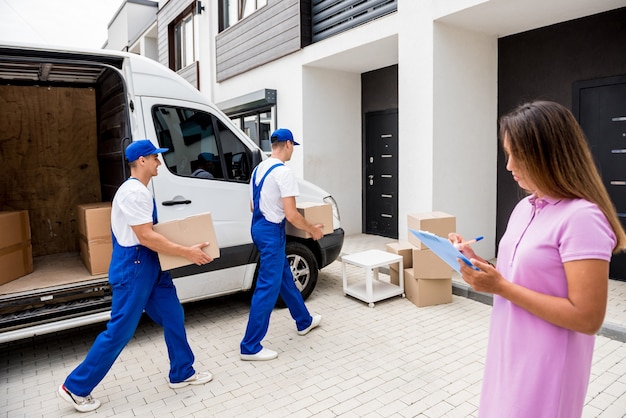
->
xmin=162 ymin=199 xmax=192 ymax=206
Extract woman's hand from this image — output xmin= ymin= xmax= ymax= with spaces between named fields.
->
xmin=448 ymin=232 xmax=478 ymax=259
xmin=458 ymin=259 xmax=503 ymax=294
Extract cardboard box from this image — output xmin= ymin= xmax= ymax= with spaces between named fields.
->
xmin=0 ymin=211 xmax=33 ymax=285
xmin=412 ymin=248 xmax=453 ymax=279
xmin=390 ymin=267 xmax=400 ymax=286
xmin=404 ymin=268 xmax=452 ymax=307
xmin=76 ymin=203 xmax=113 ymax=275
xmin=407 ymin=211 xmax=456 ymax=249
xmin=386 ymin=241 xmax=414 ymax=271
xmin=285 ymin=202 xmax=334 ymax=238
xmin=153 ymin=212 xmax=220 ymax=271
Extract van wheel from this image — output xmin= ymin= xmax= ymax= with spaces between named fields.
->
xmin=285 ymin=241 xmax=318 ymax=302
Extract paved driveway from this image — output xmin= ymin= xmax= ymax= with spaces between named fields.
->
xmin=2 ymin=238 xmax=626 ymax=417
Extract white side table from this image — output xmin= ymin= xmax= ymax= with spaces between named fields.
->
xmin=341 ymin=249 xmax=405 ymax=307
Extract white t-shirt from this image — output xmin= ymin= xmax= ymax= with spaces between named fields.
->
xmin=111 ymin=178 xmax=154 ymax=247
xmin=251 ymin=157 xmax=299 ymax=223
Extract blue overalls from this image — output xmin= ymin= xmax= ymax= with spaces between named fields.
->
xmin=240 ymin=164 xmax=313 ymax=355
xmin=64 ymin=181 xmax=195 ymax=396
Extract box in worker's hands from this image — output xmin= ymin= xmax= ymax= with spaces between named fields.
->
xmin=285 ymin=202 xmax=333 ymax=238
xmin=153 ymin=212 xmax=220 ymax=270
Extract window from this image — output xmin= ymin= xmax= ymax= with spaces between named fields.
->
xmin=219 ymin=0 xmax=268 ymax=31
xmin=152 ymin=105 xmax=254 ymax=182
xmin=231 ymin=109 xmax=273 ymax=152
xmin=170 ymin=10 xmax=195 ymax=71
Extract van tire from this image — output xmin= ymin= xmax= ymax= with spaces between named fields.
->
xmin=286 ymin=241 xmax=318 ymax=301
xmin=249 ymin=242 xmax=319 ymax=308
xmin=273 ymin=241 xmax=318 ymax=308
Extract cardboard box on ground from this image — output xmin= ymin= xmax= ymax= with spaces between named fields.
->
xmin=153 ymin=212 xmax=220 ymax=271
xmin=385 ymin=242 xmax=414 ymax=285
xmin=403 ymin=268 xmax=453 ymax=307
xmin=285 ymin=202 xmax=334 ymax=238
xmin=0 ymin=211 xmax=33 ymax=286
xmin=76 ymin=203 xmax=113 ymax=275
xmin=386 ymin=211 xmax=456 ymax=307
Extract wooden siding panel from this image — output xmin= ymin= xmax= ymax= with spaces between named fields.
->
xmin=178 ymin=61 xmax=199 ymax=89
xmin=218 ymin=38 xmax=301 ymax=80
xmin=157 ymin=0 xmax=194 ymax=68
xmin=216 ymin=0 xmax=302 ymax=81
xmin=216 ymin=17 xmax=299 ymax=71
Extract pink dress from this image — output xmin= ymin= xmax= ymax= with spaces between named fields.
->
xmin=479 ymin=195 xmax=616 ymax=418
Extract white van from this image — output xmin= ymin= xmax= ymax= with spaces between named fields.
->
xmin=0 ymin=43 xmax=344 ymax=344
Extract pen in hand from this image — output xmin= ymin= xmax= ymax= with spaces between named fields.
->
xmin=454 ymin=236 xmax=483 ymax=249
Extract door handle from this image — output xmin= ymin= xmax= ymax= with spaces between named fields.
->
xmin=162 ymin=199 xmax=192 ymax=206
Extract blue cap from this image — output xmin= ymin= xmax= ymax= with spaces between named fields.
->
xmin=198 ymin=152 xmax=216 ymax=162
xmin=125 ymin=140 xmax=169 ymax=162
xmin=270 ymin=128 xmax=300 ymax=146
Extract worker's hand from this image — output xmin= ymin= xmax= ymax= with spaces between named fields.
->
xmin=186 ymin=242 xmax=213 ymax=265
xmin=310 ymin=224 xmax=324 ymax=241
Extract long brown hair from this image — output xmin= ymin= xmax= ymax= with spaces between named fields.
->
xmin=499 ymin=100 xmax=626 ymax=252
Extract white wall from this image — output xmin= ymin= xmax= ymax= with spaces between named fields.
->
xmin=106 ymin=5 xmax=128 ymax=50
xmin=397 ymin=0 xmax=436 ymax=239
xmin=106 ymin=2 xmax=159 ymax=51
xmin=302 ymin=67 xmax=362 ymax=235
xmin=198 ymin=0 xmax=217 ymax=97
xmin=432 ymin=22 xmax=498 ymax=257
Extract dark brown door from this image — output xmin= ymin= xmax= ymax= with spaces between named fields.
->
xmin=574 ymin=75 xmax=626 ymax=280
xmin=364 ymin=109 xmax=398 ymax=238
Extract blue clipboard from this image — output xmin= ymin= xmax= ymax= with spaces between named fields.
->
xmin=409 ymin=229 xmax=479 ymax=273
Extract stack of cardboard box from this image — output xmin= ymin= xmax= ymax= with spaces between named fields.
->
xmin=0 ymin=210 xmax=33 ymax=286
xmin=386 ymin=211 xmax=456 ymax=307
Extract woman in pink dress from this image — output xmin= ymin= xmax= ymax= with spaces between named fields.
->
xmin=451 ymin=101 xmax=626 ymax=417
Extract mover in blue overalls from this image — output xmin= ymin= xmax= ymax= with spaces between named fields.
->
xmin=240 ymin=128 xmax=324 ymax=361
xmin=59 ymin=140 xmax=214 ymax=413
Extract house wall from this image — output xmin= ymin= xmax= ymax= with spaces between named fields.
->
xmin=432 ymin=22 xmax=498 ymax=257
xmin=396 ymin=2 xmax=499 ymax=256
xmin=157 ymin=0 xmax=189 ymax=68
xmin=213 ymin=53 xmax=307 ymax=174
xmin=302 ymin=67 xmax=362 ymax=234
xmin=106 ymin=1 xmax=158 ymax=51
xmin=215 ymin=0 xmax=304 ymax=82
xmin=496 ymin=6 xmax=626 ymax=244
xmin=397 ymin=1 xmax=435 ymax=238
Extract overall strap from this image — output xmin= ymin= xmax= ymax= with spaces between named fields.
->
xmin=252 ymin=163 xmax=284 ymax=212
xmin=126 ymin=177 xmax=158 ymax=224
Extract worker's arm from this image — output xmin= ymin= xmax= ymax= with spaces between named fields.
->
xmin=282 ymin=196 xmax=324 ymax=241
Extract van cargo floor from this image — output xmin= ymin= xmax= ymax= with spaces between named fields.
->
xmin=0 ymin=252 xmax=107 ymax=296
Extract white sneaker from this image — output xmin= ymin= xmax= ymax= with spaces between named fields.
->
xmin=298 ymin=314 xmax=322 ymax=336
xmin=169 ymin=371 xmax=213 ymax=389
xmin=58 ymin=384 xmax=101 ymax=412
xmin=240 ymin=347 xmax=278 ymax=361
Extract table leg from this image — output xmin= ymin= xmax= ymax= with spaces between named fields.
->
xmin=365 ymin=267 xmax=373 ymax=306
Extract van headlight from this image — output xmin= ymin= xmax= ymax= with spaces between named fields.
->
xmin=323 ymin=195 xmax=340 ymax=222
